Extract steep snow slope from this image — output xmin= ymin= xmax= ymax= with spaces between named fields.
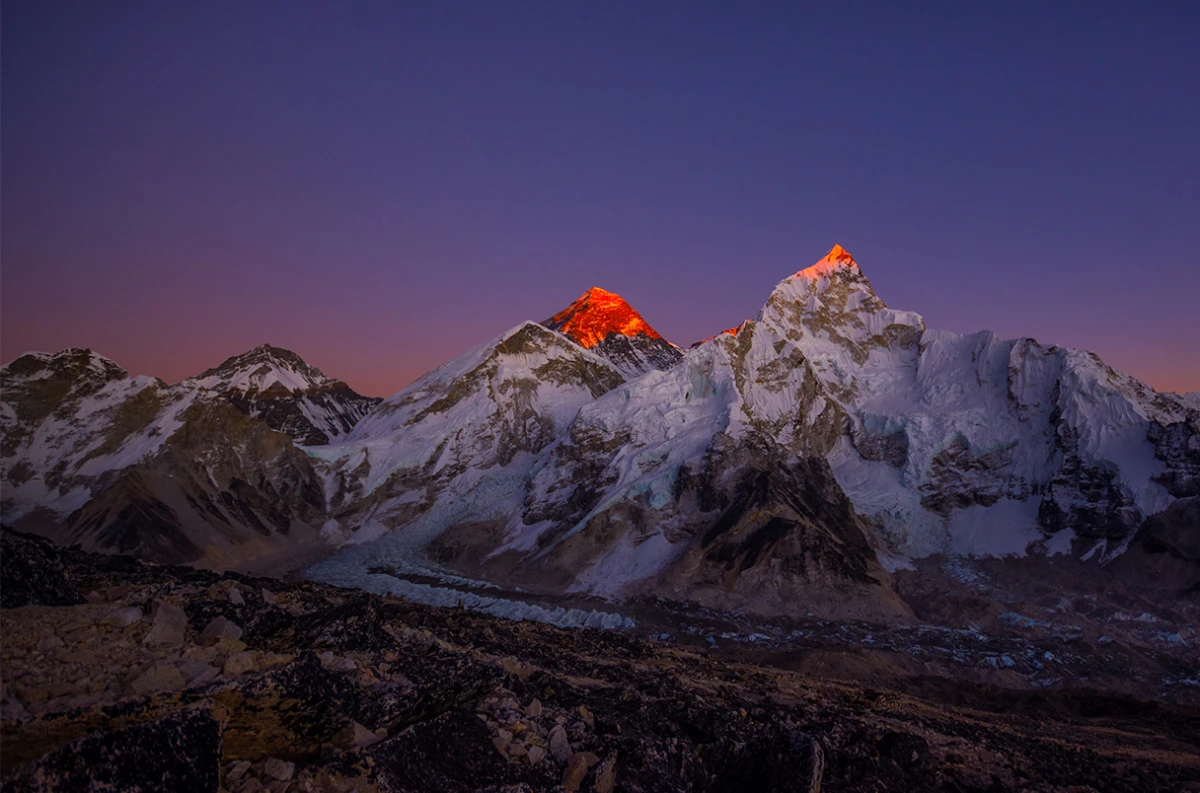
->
xmin=309 ymin=321 xmax=626 ymax=541
xmin=544 ymin=287 xmax=683 ymax=377
xmin=188 ymin=344 xmax=380 ymax=445
xmin=752 ymin=246 xmax=1197 ymax=562
xmin=1 ymin=349 xmax=197 ymax=521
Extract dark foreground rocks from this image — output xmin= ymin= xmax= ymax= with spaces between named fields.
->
xmin=2 ymin=529 xmax=1199 ymax=792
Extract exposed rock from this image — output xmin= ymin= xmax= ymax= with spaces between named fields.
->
xmin=200 ymin=615 xmax=244 ymax=645
xmin=1 ymin=704 xmax=221 ymax=792
xmin=562 ymin=752 xmax=591 ymax=790
xmin=548 ymin=724 xmax=571 ymax=764
xmin=143 ymin=600 xmax=187 ymax=647
xmin=0 ymin=530 xmax=84 ymax=608
xmin=227 ymin=760 xmax=252 ymax=781
xmin=223 ymin=651 xmax=258 ymax=677
xmin=592 ymin=753 xmax=618 ymax=793
xmin=129 ymin=662 xmax=187 ymax=695
xmin=332 ymin=721 xmax=381 ymax=751
xmin=263 ymin=757 xmax=295 ymax=781
xmin=2 ymin=531 xmax=1197 ymax=793
xmin=103 ymin=606 xmax=143 ymax=627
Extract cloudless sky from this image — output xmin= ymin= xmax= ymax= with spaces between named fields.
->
xmin=3 ymin=1 xmax=1198 ymax=396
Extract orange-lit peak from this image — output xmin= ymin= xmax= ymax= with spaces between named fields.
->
xmin=792 ymin=243 xmax=859 ymax=280
xmin=544 ymin=287 xmax=666 ymax=348
xmin=825 ymin=243 xmax=855 ymax=264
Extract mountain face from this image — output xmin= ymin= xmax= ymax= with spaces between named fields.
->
xmin=0 ymin=346 xmax=356 ymax=568
xmin=4 ymin=248 xmax=1197 ymax=622
xmin=316 ymin=246 xmax=1198 ymax=620
xmin=311 ymin=321 xmax=626 ymax=540
xmin=187 ymin=344 xmax=380 ymax=445
xmin=754 ymin=246 xmax=1198 ymax=561
xmin=543 ymin=287 xmax=683 ymax=377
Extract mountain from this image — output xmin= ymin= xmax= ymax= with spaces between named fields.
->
xmin=312 ymin=321 xmax=626 ymax=539
xmin=756 ymin=245 xmax=1198 ymax=561
xmin=0 ymin=346 xmax=358 ymax=568
xmin=187 ymin=344 xmax=380 ymax=445
xmin=543 ymin=286 xmax=683 ymax=377
xmin=4 ymin=251 xmax=1197 ymax=622
xmin=316 ymin=246 xmax=1198 ymax=620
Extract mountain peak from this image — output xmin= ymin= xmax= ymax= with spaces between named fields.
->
xmin=825 ymin=243 xmax=855 ymax=264
xmin=189 ymin=344 xmax=331 ymax=395
xmin=792 ymin=244 xmax=860 ymax=281
xmin=544 ymin=287 xmax=666 ymax=349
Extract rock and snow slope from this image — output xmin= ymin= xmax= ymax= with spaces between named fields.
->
xmin=3 ymin=248 xmax=1197 ymax=620
xmin=187 ymin=344 xmax=380 ymax=445
xmin=0 ymin=346 xmax=365 ymax=567
xmin=316 ymin=246 xmax=1198 ymax=618
xmin=543 ymin=286 xmax=683 ymax=377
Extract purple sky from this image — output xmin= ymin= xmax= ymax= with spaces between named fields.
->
xmin=3 ymin=2 xmax=1198 ymax=397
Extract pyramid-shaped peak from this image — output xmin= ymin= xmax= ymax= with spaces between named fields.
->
xmin=544 ymin=287 xmax=666 ymax=349
xmin=825 ymin=244 xmax=855 ymax=263
xmin=790 ymin=243 xmax=862 ymax=281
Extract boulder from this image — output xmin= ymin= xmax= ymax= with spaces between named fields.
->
xmin=143 ymin=600 xmax=187 ymax=647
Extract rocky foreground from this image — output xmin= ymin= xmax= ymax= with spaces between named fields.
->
xmin=2 ymin=530 xmax=1198 ymax=793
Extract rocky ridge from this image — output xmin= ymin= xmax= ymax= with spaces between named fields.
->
xmin=3 ymin=529 xmax=1198 ymax=793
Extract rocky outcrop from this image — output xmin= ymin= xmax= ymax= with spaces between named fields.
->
xmin=1110 ymin=496 xmax=1200 ymax=593
xmin=0 ymin=529 xmax=84 ymax=608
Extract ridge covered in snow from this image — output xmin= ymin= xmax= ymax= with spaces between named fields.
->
xmin=3 ymin=249 xmax=1196 ymax=621
xmin=306 ymin=245 xmax=1198 ymax=618
xmin=187 ymin=344 xmax=380 ymax=445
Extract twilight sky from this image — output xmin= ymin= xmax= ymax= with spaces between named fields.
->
xmin=3 ymin=2 xmax=1198 ymax=397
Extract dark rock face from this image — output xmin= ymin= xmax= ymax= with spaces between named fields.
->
xmin=1 ymin=704 xmax=222 ymax=793
xmin=1149 ymin=415 xmax=1200 ymax=498
xmin=1111 ymin=497 xmax=1200 ymax=592
xmin=1039 ymin=417 xmax=1143 ymax=548
xmin=849 ymin=415 xmax=908 ymax=468
xmin=591 ymin=332 xmax=684 ymax=376
xmin=0 ymin=529 xmax=84 ymax=608
xmin=2 ymin=531 xmax=1198 ymax=792
xmin=919 ymin=433 xmax=1018 ymax=516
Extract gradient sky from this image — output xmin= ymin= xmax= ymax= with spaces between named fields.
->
xmin=3 ymin=1 xmax=1198 ymax=397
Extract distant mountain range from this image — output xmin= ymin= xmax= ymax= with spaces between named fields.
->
xmin=3 ymin=246 xmax=1197 ymax=618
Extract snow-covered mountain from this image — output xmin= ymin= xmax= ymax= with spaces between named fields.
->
xmin=188 ymin=344 xmax=380 ymax=445
xmin=0 ymin=346 xmax=358 ymax=567
xmin=4 ymin=248 xmax=1196 ymax=620
xmin=313 ymin=246 xmax=1198 ymax=618
xmin=309 ymin=321 xmax=627 ymax=540
xmin=543 ymin=287 xmax=683 ymax=377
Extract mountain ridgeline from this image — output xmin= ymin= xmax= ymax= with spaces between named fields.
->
xmin=3 ymin=247 xmax=1198 ymax=619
